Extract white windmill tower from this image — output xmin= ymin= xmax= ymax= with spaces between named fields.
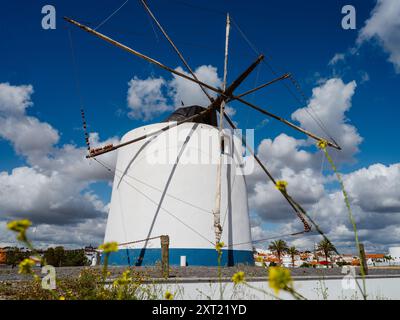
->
xmin=66 ymin=1 xmax=341 ymax=266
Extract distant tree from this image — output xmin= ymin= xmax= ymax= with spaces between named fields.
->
xmin=54 ymin=246 xmax=65 ymax=267
xmin=268 ymin=240 xmax=288 ymax=265
xmin=6 ymin=248 xmax=29 ymax=268
xmin=43 ymin=248 xmax=57 ymax=266
xmin=317 ymin=239 xmax=336 ymax=265
xmin=300 ymin=262 xmax=311 ymax=268
xmin=64 ymin=250 xmax=90 ymax=267
xmin=384 ymin=255 xmax=393 ymax=265
xmin=43 ymin=247 xmax=89 ymax=267
xmin=336 ymin=261 xmax=351 ymax=267
xmin=287 ymin=246 xmax=299 ymax=267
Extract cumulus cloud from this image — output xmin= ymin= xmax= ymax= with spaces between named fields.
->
xmin=0 ymin=83 xmax=118 ymax=247
xmin=245 ymin=77 xmax=399 ymax=252
xmin=328 ymin=53 xmax=346 ymax=66
xmin=247 ymin=77 xmax=361 ymax=195
xmin=126 ymin=65 xmax=222 ymax=120
xmin=250 ymin=161 xmax=400 ymax=252
xmin=0 ymin=167 xmax=107 ymax=225
xmin=343 ymin=163 xmax=400 ymax=214
xmin=0 ymin=83 xmax=59 ymax=158
xmin=0 ymin=83 xmax=34 ymax=115
xmin=169 ymin=65 xmax=221 ymax=107
xmin=292 ymin=78 xmax=362 ymax=163
xmin=127 ymin=76 xmax=172 ymax=120
xmin=357 ymin=0 xmax=400 ymax=73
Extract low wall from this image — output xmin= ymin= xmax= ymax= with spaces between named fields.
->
xmin=155 ymin=276 xmax=400 ymax=300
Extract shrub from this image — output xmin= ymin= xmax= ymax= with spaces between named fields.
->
xmin=300 ymin=262 xmax=311 ymax=268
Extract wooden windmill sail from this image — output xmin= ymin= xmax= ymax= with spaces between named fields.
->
xmin=64 ymin=1 xmax=341 ymax=248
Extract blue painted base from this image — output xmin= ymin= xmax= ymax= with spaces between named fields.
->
xmin=103 ymin=248 xmax=254 ymax=266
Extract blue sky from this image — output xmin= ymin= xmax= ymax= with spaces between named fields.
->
xmin=1 ymin=0 xmax=398 ymax=170
xmin=1 ymin=0 xmax=399 ymax=251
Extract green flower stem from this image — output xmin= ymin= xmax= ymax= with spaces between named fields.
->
xmin=322 ymin=148 xmax=367 ymax=300
xmin=243 ymin=282 xmax=283 ymax=300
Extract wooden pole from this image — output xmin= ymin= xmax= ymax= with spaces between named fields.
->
xmin=86 ymin=105 xmax=214 ymax=157
xmin=86 ymin=55 xmax=263 ymax=158
xmin=232 ymin=73 xmax=290 ymax=99
xmin=64 ymin=17 xmax=224 ymax=97
xmin=65 ymin=17 xmax=340 ymax=151
xmin=139 ymin=0 xmax=214 ymax=103
xmin=359 ymin=243 xmax=368 ymax=275
xmin=230 ymin=95 xmax=341 ymax=150
xmin=160 ymin=235 xmax=170 ymax=278
xmin=223 ymin=112 xmax=349 ymax=258
xmin=222 ymin=112 xmax=309 ymax=228
xmin=213 ymin=13 xmax=231 ymax=244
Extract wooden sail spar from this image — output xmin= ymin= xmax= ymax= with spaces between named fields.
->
xmin=213 ymin=13 xmax=231 ymax=244
xmin=64 ymin=17 xmax=341 ymax=157
xmin=64 ymin=2 xmax=343 ymax=242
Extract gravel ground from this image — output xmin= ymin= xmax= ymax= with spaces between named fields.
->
xmin=1 ymin=265 xmax=400 ymax=282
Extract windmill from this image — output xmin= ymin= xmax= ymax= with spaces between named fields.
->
xmin=65 ymin=0 xmax=340 ymax=266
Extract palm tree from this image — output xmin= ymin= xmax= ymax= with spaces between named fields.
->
xmin=287 ymin=246 xmax=299 ymax=268
xmin=317 ymin=239 xmax=336 ymax=266
xmin=268 ymin=240 xmax=288 ymax=265
xmin=384 ymin=255 xmax=393 ymax=265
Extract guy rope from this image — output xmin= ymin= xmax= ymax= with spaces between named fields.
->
xmin=65 ymin=0 xmax=342 ymax=249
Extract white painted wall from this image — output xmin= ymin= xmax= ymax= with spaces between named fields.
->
xmin=157 ymin=277 xmax=400 ymax=300
xmin=389 ymin=247 xmax=400 ymax=262
xmin=104 ymin=122 xmax=252 ymax=252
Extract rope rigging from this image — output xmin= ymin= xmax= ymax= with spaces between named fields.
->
xmin=93 ymin=157 xmax=216 ymax=246
xmin=94 ymin=157 xmax=214 ymax=216
xmin=94 ymin=0 xmax=130 ymax=31
xmin=230 ymin=16 xmax=339 ymax=146
xmin=65 ymin=1 xmax=348 ymax=256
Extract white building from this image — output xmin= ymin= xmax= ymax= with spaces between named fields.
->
xmin=104 ymin=107 xmax=254 ymax=266
xmin=388 ymin=247 xmax=400 ymax=264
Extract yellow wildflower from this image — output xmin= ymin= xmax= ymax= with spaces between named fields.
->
xmin=317 ymin=140 xmax=328 ymax=150
xmin=99 ymin=242 xmax=118 ymax=253
xmin=7 ymin=219 xmax=32 ymax=242
xmin=59 ymin=296 xmax=65 ymax=300
xmin=268 ymin=266 xmax=293 ymax=294
xmin=275 ymin=180 xmax=288 ymax=193
xmin=18 ymin=258 xmax=35 ymax=274
xmin=231 ymin=271 xmax=245 ymax=285
xmin=113 ymin=270 xmax=132 ymax=286
xmin=215 ymin=241 xmax=225 ymax=254
xmin=164 ymin=291 xmax=174 ymax=300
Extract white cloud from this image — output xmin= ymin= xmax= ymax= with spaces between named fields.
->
xmin=244 ymin=77 xmax=400 ymax=252
xmin=360 ymin=71 xmax=370 ymax=84
xmin=291 ymin=78 xmax=362 ymax=163
xmin=0 ymin=83 xmax=33 ymax=116
xmin=0 ymin=83 xmax=59 ymax=158
xmin=343 ymin=163 xmax=400 ymax=214
xmin=251 ymin=162 xmax=400 ymax=252
xmin=0 ymin=83 xmax=119 ymax=247
xmin=169 ymin=65 xmax=221 ymax=108
xmin=127 ymin=76 xmax=172 ymax=120
xmin=126 ymin=65 xmax=222 ymax=120
xmin=249 ymin=167 xmax=325 ymax=222
xmin=357 ymin=0 xmax=400 ymax=73
xmin=328 ymin=53 xmax=345 ymax=66
xmin=246 ymin=78 xmax=361 ymax=224
xmin=0 ymin=167 xmax=107 ymax=225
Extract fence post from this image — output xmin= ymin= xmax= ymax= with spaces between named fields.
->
xmin=359 ymin=243 xmax=368 ymax=275
xmin=160 ymin=235 xmax=170 ymax=278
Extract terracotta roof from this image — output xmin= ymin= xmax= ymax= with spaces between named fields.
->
xmin=365 ymin=254 xmax=385 ymax=259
